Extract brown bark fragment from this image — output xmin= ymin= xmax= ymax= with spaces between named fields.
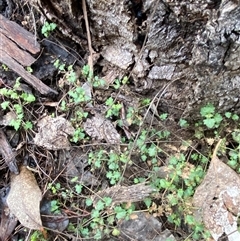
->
xmin=91 ymin=183 xmax=154 ymax=206
xmin=0 ymin=14 xmax=40 ymax=54
xmin=0 ymin=14 xmax=58 ymax=95
xmin=0 ymin=32 xmax=36 ymax=66
xmin=0 ymin=50 xmax=58 ymax=95
xmin=0 ymin=129 xmax=19 ymax=174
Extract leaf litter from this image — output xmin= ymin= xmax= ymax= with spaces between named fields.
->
xmin=65 ymin=150 xmax=100 ymax=186
xmin=193 ymin=139 xmax=240 ymax=241
xmin=83 ymin=113 xmax=121 ymax=144
xmin=33 ymin=115 xmax=75 ymax=150
xmin=0 ymin=187 xmax=18 ymax=241
xmin=2 ymin=3 xmax=240 ymax=240
xmin=6 ymin=165 xmax=43 ymax=230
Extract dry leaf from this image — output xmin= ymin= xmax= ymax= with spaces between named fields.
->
xmin=34 ymin=115 xmax=75 ymax=150
xmin=193 ymin=140 xmax=240 ymax=241
xmin=7 ymin=166 xmax=43 ymax=230
xmin=83 ymin=113 xmax=121 ymax=144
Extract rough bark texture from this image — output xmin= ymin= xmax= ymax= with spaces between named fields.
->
xmin=0 ymin=13 xmax=58 ymax=95
xmin=32 ymin=0 xmax=240 ymax=120
xmin=86 ymin=0 xmax=240 ymax=121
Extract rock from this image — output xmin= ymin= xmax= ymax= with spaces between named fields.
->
xmin=119 ymin=212 xmax=176 ymax=241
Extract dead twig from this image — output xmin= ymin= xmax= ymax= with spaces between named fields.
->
xmin=82 ymin=0 xmax=94 ymax=72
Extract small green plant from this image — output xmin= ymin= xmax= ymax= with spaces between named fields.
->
xmin=54 ymin=61 xmax=78 ymax=83
xmin=92 ymin=75 xmax=106 ymax=88
xmin=134 ymin=128 xmax=169 ymax=164
xmin=88 ymin=149 xmax=129 ymax=184
xmin=26 ymin=66 xmax=33 ymax=73
xmin=66 ymin=65 xmax=78 ymax=83
xmin=55 ymin=63 xmax=91 ymax=106
xmin=114 ymin=203 xmax=135 ymax=220
xmin=54 ymin=59 xmax=66 ymax=71
xmin=70 ymin=108 xmax=88 ymax=124
xmin=82 ymin=64 xmax=93 ymax=80
xmin=1 ymin=64 xmax=9 ymax=71
xmin=48 ymin=182 xmax=61 ymax=195
xmin=50 ymin=199 xmax=61 ymax=214
xmin=41 ymin=21 xmax=57 ymax=37
xmin=148 ymin=153 xmax=209 ymax=239
xmin=71 ymin=127 xmax=86 ymax=143
xmin=105 ymin=97 xmax=122 ymax=118
xmin=141 ymin=98 xmax=151 ymax=106
xmin=0 ymin=78 xmax=35 ymax=130
xmin=85 ymin=197 xmax=114 ymax=240
xmin=112 ymin=76 xmax=128 ymax=89
xmin=200 ymin=103 xmax=223 ymax=129
xmin=54 ymin=63 xmax=90 ymax=123
xmin=82 ymin=64 xmax=106 ymax=88
xmin=194 ymin=103 xmax=240 ymax=139
xmin=225 ymin=111 xmax=239 ymax=121
xmin=225 ymin=131 xmax=240 ymax=172
xmin=159 ymin=113 xmax=168 ymax=121
xmin=30 ymin=230 xmax=47 ymax=241
xmin=117 ymin=105 xmax=142 ymax=127
xmin=80 ymin=197 xmax=135 ymax=240
xmin=179 ymin=118 xmax=189 ymax=128
xmin=68 ymin=176 xmax=83 ymax=194
xmin=68 ymin=86 xmax=91 ymax=104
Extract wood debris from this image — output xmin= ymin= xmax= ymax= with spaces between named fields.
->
xmin=0 ymin=14 xmax=57 ymax=95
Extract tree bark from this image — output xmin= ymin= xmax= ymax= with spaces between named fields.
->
xmin=90 ymin=0 xmax=240 ymax=120
xmin=31 ymin=0 xmax=240 ymax=120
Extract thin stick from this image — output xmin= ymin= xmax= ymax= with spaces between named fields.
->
xmin=82 ymin=0 xmax=94 ymax=72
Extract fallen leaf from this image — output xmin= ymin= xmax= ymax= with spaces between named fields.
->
xmin=83 ymin=113 xmax=121 ymax=144
xmin=33 ymin=115 xmax=75 ymax=150
xmin=7 ymin=166 xmax=43 ymax=230
xmin=193 ymin=140 xmax=240 ymax=241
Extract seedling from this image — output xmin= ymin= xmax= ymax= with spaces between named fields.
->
xmin=41 ymin=21 xmax=57 ymax=37
xmin=0 ymin=78 xmax=35 ymax=130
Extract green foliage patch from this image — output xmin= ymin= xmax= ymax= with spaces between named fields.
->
xmin=22 ymin=64 xmax=240 ymax=240
xmin=0 ymin=78 xmax=35 ymax=130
